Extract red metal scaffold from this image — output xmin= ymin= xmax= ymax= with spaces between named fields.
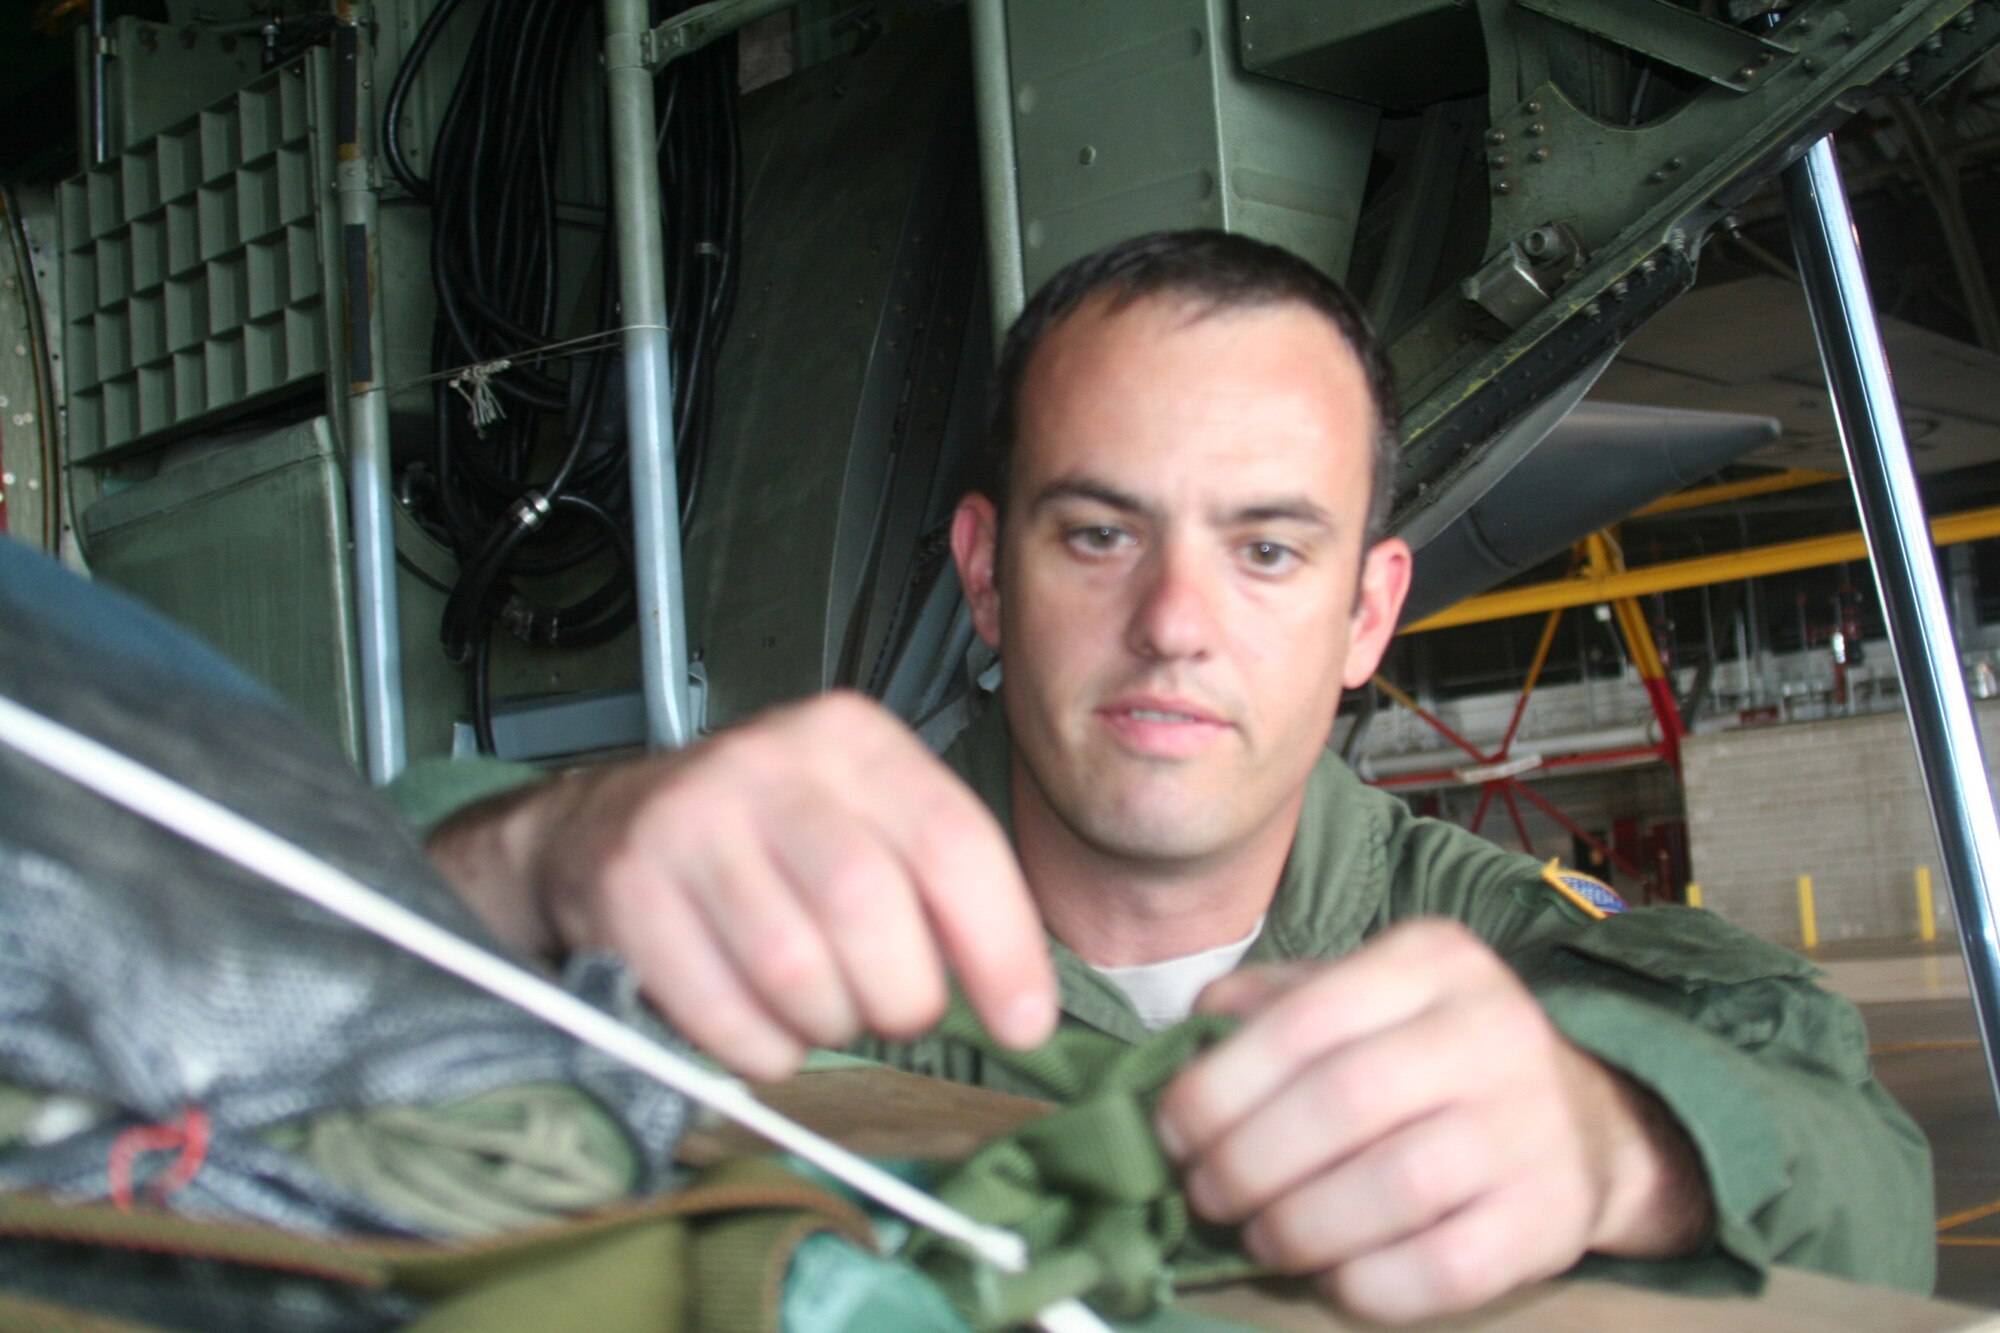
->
xmin=1369 ymin=531 xmax=1687 ymax=897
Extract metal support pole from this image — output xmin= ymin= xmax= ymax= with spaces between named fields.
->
xmin=90 ymin=0 xmax=108 ymax=165
xmin=1783 ymin=135 xmax=2000 ymax=1114
xmin=968 ymin=0 xmax=1026 ymax=346
xmin=335 ymin=1 xmax=407 ymax=782
xmin=605 ymin=0 xmax=694 ymax=748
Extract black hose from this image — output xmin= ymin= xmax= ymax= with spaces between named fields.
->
xmin=380 ymin=0 xmax=471 ymax=199
xmin=388 ymin=0 xmax=740 ymax=751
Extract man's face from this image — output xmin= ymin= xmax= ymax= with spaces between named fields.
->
xmin=953 ymin=292 xmax=1410 ymax=870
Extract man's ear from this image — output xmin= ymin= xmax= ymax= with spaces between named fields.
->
xmin=951 ymin=493 xmax=1003 ymax=648
xmin=1341 ymin=537 xmax=1413 ymax=689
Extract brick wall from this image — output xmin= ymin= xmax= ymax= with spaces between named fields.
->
xmin=1680 ymin=705 xmax=2000 ymax=944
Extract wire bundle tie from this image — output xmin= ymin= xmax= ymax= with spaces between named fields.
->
xmin=355 ymin=324 xmax=673 ymax=404
xmin=449 ymin=357 xmax=513 ymax=436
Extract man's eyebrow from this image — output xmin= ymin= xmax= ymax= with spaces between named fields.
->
xmin=1219 ymin=498 xmax=1335 ymax=529
xmin=1028 ymin=477 xmax=1156 ymax=519
xmin=1029 ymin=482 xmax=1336 ymax=532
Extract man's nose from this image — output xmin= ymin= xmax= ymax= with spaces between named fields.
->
xmin=1126 ymin=543 xmax=1217 ymax=661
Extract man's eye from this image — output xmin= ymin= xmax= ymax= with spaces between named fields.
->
xmin=1243 ymin=541 xmax=1300 ymax=573
xmin=1067 ymin=525 xmax=1131 ymax=555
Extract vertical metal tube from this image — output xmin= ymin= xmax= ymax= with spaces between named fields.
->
xmin=604 ymin=0 xmax=693 ymax=748
xmin=1783 ymin=135 xmax=2000 ymax=1114
xmin=90 ymin=0 xmax=108 ymax=164
xmin=335 ymin=2 xmax=407 ymax=783
xmin=968 ymin=0 xmax=1026 ymax=346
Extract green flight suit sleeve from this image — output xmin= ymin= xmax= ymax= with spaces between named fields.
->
xmin=1505 ymin=903 xmax=1935 ymax=1295
xmin=381 ymin=755 xmax=546 ymax=836
xmin=1372 ymin=800 xmax=1934 ymax=1296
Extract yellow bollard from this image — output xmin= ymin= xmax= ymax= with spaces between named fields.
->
xmin=1917 ymin=866 xmax=1937 ymax=943
xmin=1798 ymin=874 xmax=1819 ymax=951
xmin=1685 ymin=882 xmax=1704 ymax=909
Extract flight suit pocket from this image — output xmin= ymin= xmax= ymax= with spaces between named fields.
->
xmin=1551 ymin=907 xmax=1822 ymax=990
xmin=1531 ymin=907 xmax=1869 ymax=1079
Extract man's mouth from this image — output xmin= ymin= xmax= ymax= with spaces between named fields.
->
xmin=1097 ymin=698 xmax=1231 ymax=756
xmin=1122 ymin=706 xmax=1204 ymax=723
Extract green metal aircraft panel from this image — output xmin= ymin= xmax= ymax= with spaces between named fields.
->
xmin=683 ymin=15 xmax=977 ymax=727
xmin=60 ymin=53 xmax=333 ymax=461
xmin=78 ymin=415 xmax=364 ymax=759
xmin=1231 ymin=0 xmax=2000 ymax=542
xmin=1235 ymin=1 xmax=1485 ymax=112
xmin=1005 ymin=0 xmax=1378 ymax=297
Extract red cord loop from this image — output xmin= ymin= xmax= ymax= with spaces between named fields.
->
xmin=106 ymin=1107 xmax=212 ymax=1211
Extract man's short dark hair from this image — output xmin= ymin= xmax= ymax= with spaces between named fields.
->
xmin=983 ymin=229 xmax=1401 ymax=544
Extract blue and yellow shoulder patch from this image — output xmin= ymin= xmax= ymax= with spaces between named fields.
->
xmin=1541 ymin=859 xmax=1628 ymax=919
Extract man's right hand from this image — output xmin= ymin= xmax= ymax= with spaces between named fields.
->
xmin=427 ymin=691 xmax=1058 ymax=1080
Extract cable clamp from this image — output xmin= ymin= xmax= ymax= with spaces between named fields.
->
xmin=512 ymin=490 xmax=552 ymax=531
xmin=449 ymin=357 xmax=513 ymax=436
xmin=503 ymin=596 xmax=555 ymax=644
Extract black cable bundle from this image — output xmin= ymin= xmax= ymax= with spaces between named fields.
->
xmin=384 ymin=0 xmax=741 ymax=752
xmin=657 ymin=35 xmax=742 ymax=525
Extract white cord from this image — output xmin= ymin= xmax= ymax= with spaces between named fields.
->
xmin=0 ymin=693 xmax=1028 ymax=1276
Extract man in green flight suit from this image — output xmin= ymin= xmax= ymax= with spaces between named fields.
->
xmin=422 ymin=230 xmax=1932 ymax=1323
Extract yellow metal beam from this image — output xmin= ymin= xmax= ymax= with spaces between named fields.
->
xmin=1613 ymin=595 xmax=1669 ymax=681
xmin=1403 ymin=504 xmax=2000 ymax=634
xmin=1517 ymin=607 xmax=1564 ymax=700
xmin=1371 ymin=673 xmax=1424 ymax=717
xmin=1631 ymin=468 xmax=1844 ymax=517
xmin=1579 ymin=531 xmax=1617 ymax=578
xmin=1579 ymin=532 xmax=1670 ymax=681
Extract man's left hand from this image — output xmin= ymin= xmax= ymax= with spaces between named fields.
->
xmin=1153 ymin=919 xmax=1711 ymax=1324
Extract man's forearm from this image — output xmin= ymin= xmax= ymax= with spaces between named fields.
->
xmin=1585 ymin=1056 xmax=1714 ymax=1260
xmin=426 ymin=777 xmax=573 ymax=963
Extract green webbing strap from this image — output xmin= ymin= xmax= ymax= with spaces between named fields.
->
xmin=690 ymin=1208 xmax=853 ymax=1333
xmin=0 ymin=1157 xmax=876 ymax=1333
xmin=0 ymin=1291 xmax=169 ymax=1333
xmin=910 ymin=1001 xmax=1262 ymax=1329
xmin=3 ymin=1078 xmax=640 ymax=1241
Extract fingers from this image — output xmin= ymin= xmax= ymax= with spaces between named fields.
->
xmin=891 ymin=772 xmax=1057 ymax=1048
xmin=1191 ymin=959 xmax=1325 ymax=1017
xmin=1181 ymin=1002 xmax=1522 ymax=1225
xmin=1234 ymin=1106 xmax=1512 ymax=1273
xmin=1160 ymin=920 xmax=1495 ymax=1164
xmin=769 ymin=692 xmax=1056 ymax=1049
xmin=1329 ymin=1177 xmax=1588 ymax=1324
xmin=1156 ymin=920 xmax=1625 ymax=1323
xmin=604 ymin=848 xmax=809 ymax=1082
xmin=685 ymin=806 xmax=863 ymax=1050
xmin=556 ymin=691 xmax=1054 ymax=1073
xmin=762 ymin=788 xmax=947 ymax=1041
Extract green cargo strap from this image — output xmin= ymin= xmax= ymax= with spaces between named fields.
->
xmin=909 ymin=1001 xmax=1262 ymax=1329
xmin=0 ymin=1156 xmax=876 ymax=1333
xmin=4 ymin=1079 xmax=641 ymax=1241
xmin=0 ymin=1290 xmax=169 ymax=1333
